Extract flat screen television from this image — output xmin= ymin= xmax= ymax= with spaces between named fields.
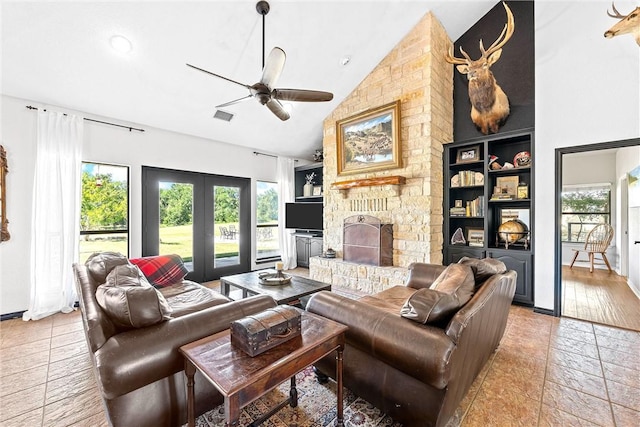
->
xmin=285 ymin=202 xmax=323 ymax=233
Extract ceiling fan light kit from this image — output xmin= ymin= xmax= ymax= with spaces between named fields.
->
xmin=186 ymin=1 xmax=333 ymax=121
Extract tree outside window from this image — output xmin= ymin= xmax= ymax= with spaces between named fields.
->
xmin=79 ymin=163 xmax=129 ymax=262
xmin=561 ymin=185 xmax=611 ymax=242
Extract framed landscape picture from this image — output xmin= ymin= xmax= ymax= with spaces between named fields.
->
xmin=336 ymin=100 xmax=401 ymax=175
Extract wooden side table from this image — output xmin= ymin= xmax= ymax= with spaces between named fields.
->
xmin=179 ymin=310 xmax=347 ymax=427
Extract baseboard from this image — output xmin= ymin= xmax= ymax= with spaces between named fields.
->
xmin=1 ymin=302 xmax=79 ymax=321
xmin=533 ymin=306 xmax=556 ymax=317
xmin=1 ymin=311 xmax=25 ymax=321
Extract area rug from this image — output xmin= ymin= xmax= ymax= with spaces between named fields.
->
xmin=193 ymin=366 xmax=401 ymax=426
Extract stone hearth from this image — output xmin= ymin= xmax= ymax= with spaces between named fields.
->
xmin=310 ymin=257 xmax=409 ymax=295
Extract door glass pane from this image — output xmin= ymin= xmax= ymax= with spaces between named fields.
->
xmin=256 ymin=181 xmax=280 ymax=260
xmin=79 ymin=162 xmax=129 ymax=263
xmin=159 ymin=182 xmax=194 ymax=271
xmin=214 ymin=185 xmax=240 ymax=268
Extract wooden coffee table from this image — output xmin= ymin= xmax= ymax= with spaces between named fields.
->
xmin=180 ymin=310 xmax=347 ymax=427
xmin=220 ymin=271 xmax=331 ymax=305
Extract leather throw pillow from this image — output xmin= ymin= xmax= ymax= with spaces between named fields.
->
xmin=96 ymin=264 xmax=172 ymax=329
xmin=85 ymin=251 xmax=129 ymax=284
xmin=401 ymin=263 xmax=475 ymax=324
xmin=457 ymin=257 xmax=507 ymax=290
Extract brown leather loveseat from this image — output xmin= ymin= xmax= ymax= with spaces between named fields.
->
xmin=73 ymin=252 xmax=277 ymax=427
xmin=307 ymin=258 xmax=516 ymax=427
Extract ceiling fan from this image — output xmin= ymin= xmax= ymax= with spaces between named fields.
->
xmin=186 ymin=1 xmax=334 ymax=121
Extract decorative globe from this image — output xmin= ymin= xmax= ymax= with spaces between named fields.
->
xmin=498 ymin=219 xmax=528 ymax=244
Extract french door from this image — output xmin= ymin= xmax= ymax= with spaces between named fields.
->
xmin=142 ymin=166 xmax=250 ymax=282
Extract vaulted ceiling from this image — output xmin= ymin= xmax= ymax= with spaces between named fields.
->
xmin=2 ymin=1 xmax=495 ymax=159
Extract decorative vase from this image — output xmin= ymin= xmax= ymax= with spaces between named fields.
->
xmin=303 ymin=183 xmax=313 ymax=197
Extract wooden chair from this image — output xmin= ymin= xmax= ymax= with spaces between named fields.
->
xmin=569 ymin=224 xmax=614 ymax=273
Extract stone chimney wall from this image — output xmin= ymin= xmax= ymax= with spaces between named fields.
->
xmin=318 ymin=12 xmax=453 ymax=277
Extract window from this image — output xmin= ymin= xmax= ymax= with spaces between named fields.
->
xmin=79 ymin=162 xmax=129 ymax=262
xmin=256 ymin=181 xmax=280 ymax=261
xmin=561 ymin=184 xmax=611 ymax=243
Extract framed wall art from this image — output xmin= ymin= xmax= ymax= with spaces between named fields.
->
xmin=336 ymin=100 xmax=401 ymax=176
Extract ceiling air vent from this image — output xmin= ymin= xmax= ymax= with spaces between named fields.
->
xmin=213 ymin=110 xmax=234 ymax=122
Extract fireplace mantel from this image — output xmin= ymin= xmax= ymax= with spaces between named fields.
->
xmin=331 ymin=176 xmax=406 ymax=195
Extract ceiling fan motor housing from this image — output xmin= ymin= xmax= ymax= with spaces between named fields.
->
xmin=251 ymin=83 xmax=271 ymax=105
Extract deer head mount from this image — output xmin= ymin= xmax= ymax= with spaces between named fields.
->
xmin=445 ymin=2 xmax=515 ymax=135
xmin=604 ymin=2 xmax=640 ymax=46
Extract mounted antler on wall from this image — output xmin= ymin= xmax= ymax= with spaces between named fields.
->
xmin=445 ymin=2 xmax=515 ymax=135
xmin=604 ymin=2 xmax=640 ymax=46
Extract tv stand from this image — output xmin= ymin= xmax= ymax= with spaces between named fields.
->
xmin=295 ymin=234 xmax=323 ymax=268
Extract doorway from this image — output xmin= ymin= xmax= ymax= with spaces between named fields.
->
xmin=142 ymin=166 xmax=250 ymax=282
xmin=555 ymin=138 xmax=640 ymax=331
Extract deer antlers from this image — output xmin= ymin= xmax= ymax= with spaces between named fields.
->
xmin=445 ymin=2 xmax=515 ymax=65
xmin=444 ymin=2 xmax=516 ymax=134
xmin=607 ymin=2 xmax=628 ymax=18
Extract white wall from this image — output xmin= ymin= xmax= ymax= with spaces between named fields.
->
xmin=535 ymin=1 xmax=640 ymax=310
xmin=561 ymin=151 xmax=618 ymax=268
xmin=0 ymin=94 xmax=284 ymax=315
xmin=615 ymin=145 xmax=640 ymax=293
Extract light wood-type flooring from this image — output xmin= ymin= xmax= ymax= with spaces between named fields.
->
xmin=562 ymin=266 xmax=640 ymax=332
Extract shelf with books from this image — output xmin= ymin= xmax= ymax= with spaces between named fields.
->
xmin=444 ymin=129 xmax=534 ymax=306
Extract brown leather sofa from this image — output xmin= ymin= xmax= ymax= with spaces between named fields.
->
xmin=307 ymin=261 xmax=516 ymax=427
xmin=73 ymin=253 xmax=277 ymax=427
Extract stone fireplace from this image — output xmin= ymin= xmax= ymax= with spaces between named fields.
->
xmin=309 ymin=12 xmax=453 ymax=294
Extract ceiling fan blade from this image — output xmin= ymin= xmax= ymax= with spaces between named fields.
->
xmin=272 ymin=88 xmax=334 ymax=102
xmin=186 ymin=63 xmax=251 ymax=90
xmin=215 ymin=95 xmax=253 ymax=109
xmin=260 ymin=47 xmax=286 ymax=89
xmin=266 ymin=98 xmax=290 ymax=121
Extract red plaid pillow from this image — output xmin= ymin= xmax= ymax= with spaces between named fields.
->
xmin=129 ymin=254 xmax=189 ymax=288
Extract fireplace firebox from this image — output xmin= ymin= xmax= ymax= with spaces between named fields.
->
xmin=343 ymin=215 xmax=393 ymax=266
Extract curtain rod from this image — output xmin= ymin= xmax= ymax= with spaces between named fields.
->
xmin=26 ymin=106 xmax=145 ymax=133
xmin=253 ymin=151 xmax=298 ymax=162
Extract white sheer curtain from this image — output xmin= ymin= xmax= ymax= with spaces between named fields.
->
xmin=23 ymin=110 xmax=83 ymax=321
xmin=277 ymin=157 xmax=297 ymax=269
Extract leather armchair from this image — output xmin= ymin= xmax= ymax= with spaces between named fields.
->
xmin=73 ymin=262 xmax=277 ymax=427
xmin=307 ymin=262 xmax=516 ymax=427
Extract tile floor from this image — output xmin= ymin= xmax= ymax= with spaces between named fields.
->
xmin=1 ymin=302 xmax=639 ymax=426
